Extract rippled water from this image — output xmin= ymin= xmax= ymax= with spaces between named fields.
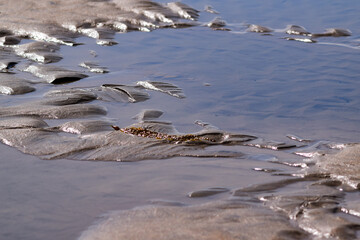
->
xmin=0 ymin=0 xmax=360 ymax=239
xmin=63 ymin=0 xmax=360 ymax=142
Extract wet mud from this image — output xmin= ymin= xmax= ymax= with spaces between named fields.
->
xmin=0 ymin=0 xmax=359 ymax=239
xmin=79 ymin=144 xmax=360 ymax=239
xmin=78 ymin=199 xmax=310 ymax=240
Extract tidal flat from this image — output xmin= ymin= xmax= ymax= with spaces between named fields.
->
xmin=0 ymin=0 xmax=360 ymax=239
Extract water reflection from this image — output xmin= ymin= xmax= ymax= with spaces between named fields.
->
xmin=0 ymin=0 xmax=359 ymax=239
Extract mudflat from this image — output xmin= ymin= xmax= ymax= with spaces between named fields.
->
xmin=0 ymin=0 xmax=359 ymax=239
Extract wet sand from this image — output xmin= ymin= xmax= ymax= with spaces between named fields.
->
xmin=1 ymin=143 xmax=299 ymax=240
xmin=0 ymin=0 xmax=360 ymax=239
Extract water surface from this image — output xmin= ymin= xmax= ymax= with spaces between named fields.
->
xmin=0 ymin=0 xmax=360 ymax=239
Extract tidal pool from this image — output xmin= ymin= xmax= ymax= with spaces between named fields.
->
xmin=0 ymin=0 xmax=359 ymax=239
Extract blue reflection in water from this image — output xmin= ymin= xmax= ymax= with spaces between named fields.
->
xmin=83 ymin=0 xmax=360 ymax=142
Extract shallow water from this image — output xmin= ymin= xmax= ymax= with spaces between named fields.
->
xmin=0 ymin=0 xmax=360 ymax=239
xmin=1 ymin=143 xmax=299 ymax=240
